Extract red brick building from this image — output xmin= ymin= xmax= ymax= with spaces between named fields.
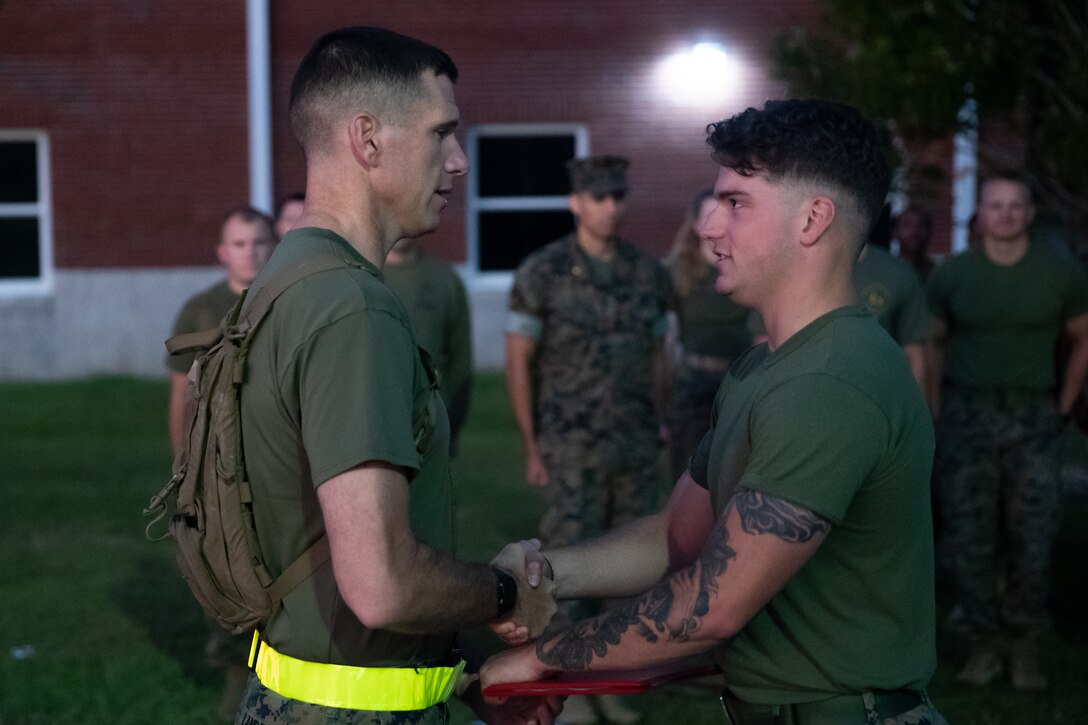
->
xmin=16 ymin=1 xmax=997 ymax=377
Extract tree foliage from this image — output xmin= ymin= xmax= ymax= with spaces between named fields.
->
xmin=770 ymin=0 xmax=1088 ymax=240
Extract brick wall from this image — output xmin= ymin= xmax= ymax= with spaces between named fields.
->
xmin=269 ymin=1 xmax=820 ymax=262
xmin=0 ymin=1 xmax=250 ymax=268
xmin=3 ymin=1 xmax=818 ymax=269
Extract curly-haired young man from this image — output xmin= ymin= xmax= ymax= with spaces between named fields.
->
xmin=483 ymin=99 xmax=946 ymax=725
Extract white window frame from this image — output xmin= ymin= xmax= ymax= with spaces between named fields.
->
xmin=465 ymin=123 xmax=589 ymax=282
xmin=0 ymin=130 xmax=54 ymax=297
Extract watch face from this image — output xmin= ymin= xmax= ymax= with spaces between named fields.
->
xmin=494 ymin=568 xmax=517 ymax=616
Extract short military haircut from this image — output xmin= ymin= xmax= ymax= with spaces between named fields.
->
xmin=706 ymin=99 xmax=891 ymax=238
xmin=275 ymin=192 xmax=305 ymax=218
xmin=895 ymin=204 xmax=933 ymax=232
xmin=289 ymin=26 xmax=458 ymax=154
xmin=979 ymin=170 xmax=1034 ymax=202
xmin=219 ymin=205 xmax=273 ymax=240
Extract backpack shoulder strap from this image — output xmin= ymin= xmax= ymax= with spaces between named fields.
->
xmin=240 ymin=255 xmax=358 ymax=332
xmin=237 ymin=254 xmax=357 ymax=598
xmin=266 ymin=536 xmax=332 ymax=603
xmin=165 ymin=327 xmax=224 ymax=356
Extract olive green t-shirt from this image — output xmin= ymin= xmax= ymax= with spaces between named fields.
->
xmin=855 ymin=244 xmax=929 ymax=345
xmin=675 ymin=269 xmax=753 ymax=359
xmin=165 ymin=280 xmax=238 ymax=373
xmin=383 ymin=255 xmax=473 ymax=439
xmin=240 ymin=228 xmax=454 ymax=667
xmin=690 ymin=306 xmax=937 ymax=703
xmin=928 ymin=246 xmax=1088 ymax=390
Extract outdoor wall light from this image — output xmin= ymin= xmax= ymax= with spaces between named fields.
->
xmin=657 ymin=41 xmax=738 ymax=106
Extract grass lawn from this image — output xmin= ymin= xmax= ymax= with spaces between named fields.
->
xmin=1 ymin=374 xmax=1086 ymax=724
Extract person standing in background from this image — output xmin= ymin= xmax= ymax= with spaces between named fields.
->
xmin=854 ymin=240 xmax=929 ymax=393
xmin=274 ymin=193 xmax=305 ymax=241
xmin=664 ymin=189 xmax=753 ymax=480
xmin=166 ymin=206 xmax=275 ymax=454
xmin=385 ymin=236 xmax=473 ymax=454
xmin=892 ymin=204 xmax=936 ymax=282
xmin=929 ymin=172 xmax=1088 ymax=689
xmin=164 ymin=205 xmax=275 ymax=721
xmin=504 ymin=155 xmax=672 ymax=724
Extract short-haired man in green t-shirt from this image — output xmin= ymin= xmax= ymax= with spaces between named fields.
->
xmin=233 ymin=27 xmax=559 ymax=725
xmin=928 ymin=172 xmax=1088 ymax=690
xmin=274 ymin=192 xmax=305 ymax=241
xmin=166 ymin=205 xmax=274 ymax=454
xmin=855 ymin=241 xmax=930 ymax=392
xmin=164 ymin=204 xmax=274 ymax=720
xmin=385 ymin=235 xmax=473 ymax=455
xmin=481 ymin=99 xmax=945 ymax=724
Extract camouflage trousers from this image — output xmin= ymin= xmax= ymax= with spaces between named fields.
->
xmin=234 ymin=673 xmax=448 ymax=725
xmin=935 ymin=387 xmax=1062 ymax=637
xmin=538 ymin=437 xmax=660 ymax=625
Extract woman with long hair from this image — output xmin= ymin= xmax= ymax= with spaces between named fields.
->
xmin=665 ymin=189 xmax=754 ymax=479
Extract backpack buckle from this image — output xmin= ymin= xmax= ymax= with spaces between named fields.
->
xmin=143 ymin=473 xmax=181 ymax=542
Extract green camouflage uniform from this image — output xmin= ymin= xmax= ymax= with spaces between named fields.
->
xmin=928 ymin=246 xmax=1088 ymax=637
xmin=507 ymin=233 xmax=672 ymax=579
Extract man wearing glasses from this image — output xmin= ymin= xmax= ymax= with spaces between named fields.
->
xmin=504 ymin=155 xmax=671 ymax=725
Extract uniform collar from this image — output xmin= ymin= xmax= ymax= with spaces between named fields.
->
xmin=283 ymin=227 xmax=383 ymax=280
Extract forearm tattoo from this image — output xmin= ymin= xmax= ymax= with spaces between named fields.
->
xmin=537 ymin=517 xmax=736 ymax=670
xmin=535 ymin=489 xmax=829 ymax=671
xmin=733 ymin=488 xmax=830 ymax=542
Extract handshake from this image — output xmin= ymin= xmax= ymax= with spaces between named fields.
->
xmin=459 ymin=538 xmax=566 ymax=725
xmin=487 ymin=537 xmax=559 ymax=645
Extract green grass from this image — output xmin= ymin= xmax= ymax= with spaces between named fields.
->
xmin=0 ymin=375 xmax=1086 ymax=723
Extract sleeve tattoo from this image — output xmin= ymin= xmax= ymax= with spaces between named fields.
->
xmin=536 ymin=488 xmax=830 ymax=671
xmin=733 ymin=488 xmax=830 ymax=543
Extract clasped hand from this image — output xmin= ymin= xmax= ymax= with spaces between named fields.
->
xmin=489 ymin=538 xmax=556 ymax=644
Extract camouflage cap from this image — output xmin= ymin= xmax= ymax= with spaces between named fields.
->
xmin=567 ymin=155 xmax=629 ymax=195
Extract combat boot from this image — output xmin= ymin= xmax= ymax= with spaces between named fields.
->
xmin=1009 ymin=637 xmax=1048 ymax=690
xmin=956 ymin=640 xmax=1003 ymax=686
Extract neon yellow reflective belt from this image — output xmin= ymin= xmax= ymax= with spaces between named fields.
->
xmin=248 ymin=631 xmax=465 ymax=711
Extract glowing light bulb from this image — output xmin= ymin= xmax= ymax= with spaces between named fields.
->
xmin=657 ymin=42 xmax=738 ymax=105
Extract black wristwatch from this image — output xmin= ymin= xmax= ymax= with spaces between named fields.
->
xmin=493 ymin=567 xmax=517 ymax=618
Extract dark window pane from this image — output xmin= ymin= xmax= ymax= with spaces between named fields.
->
xmin=0 ymin=142 xmax=38 ymax=203
xmin=0 ymin=217 xmax=41 ymax=278
xmin=478 ymin=136 xmax=575 ymax=197
xmin=479 ymin=210 xmax=573 ymax=271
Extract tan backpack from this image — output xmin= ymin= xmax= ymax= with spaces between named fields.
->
xmin=144 ymin=257 xmax=350 ymax=634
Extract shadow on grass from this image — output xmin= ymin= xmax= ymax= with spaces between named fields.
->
xmin=112 ymin=556 xmax=219 ymax=687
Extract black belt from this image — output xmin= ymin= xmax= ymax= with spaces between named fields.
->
xmin=720 ymin=688 xmax=928 ymax=725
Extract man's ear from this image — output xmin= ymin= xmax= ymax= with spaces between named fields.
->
xmin=347 ymin=113 xmax=380 ymax=169
xmin=799 ymin=196 xmax=836 ymax=248
xmin=567 ymin=193 xmax=582 ymax=218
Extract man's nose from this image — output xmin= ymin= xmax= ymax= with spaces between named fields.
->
xmin=698 ymin=207 xmax=724 ymax=239
xmin=446 ymin=137 xmax=469 ymax=176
